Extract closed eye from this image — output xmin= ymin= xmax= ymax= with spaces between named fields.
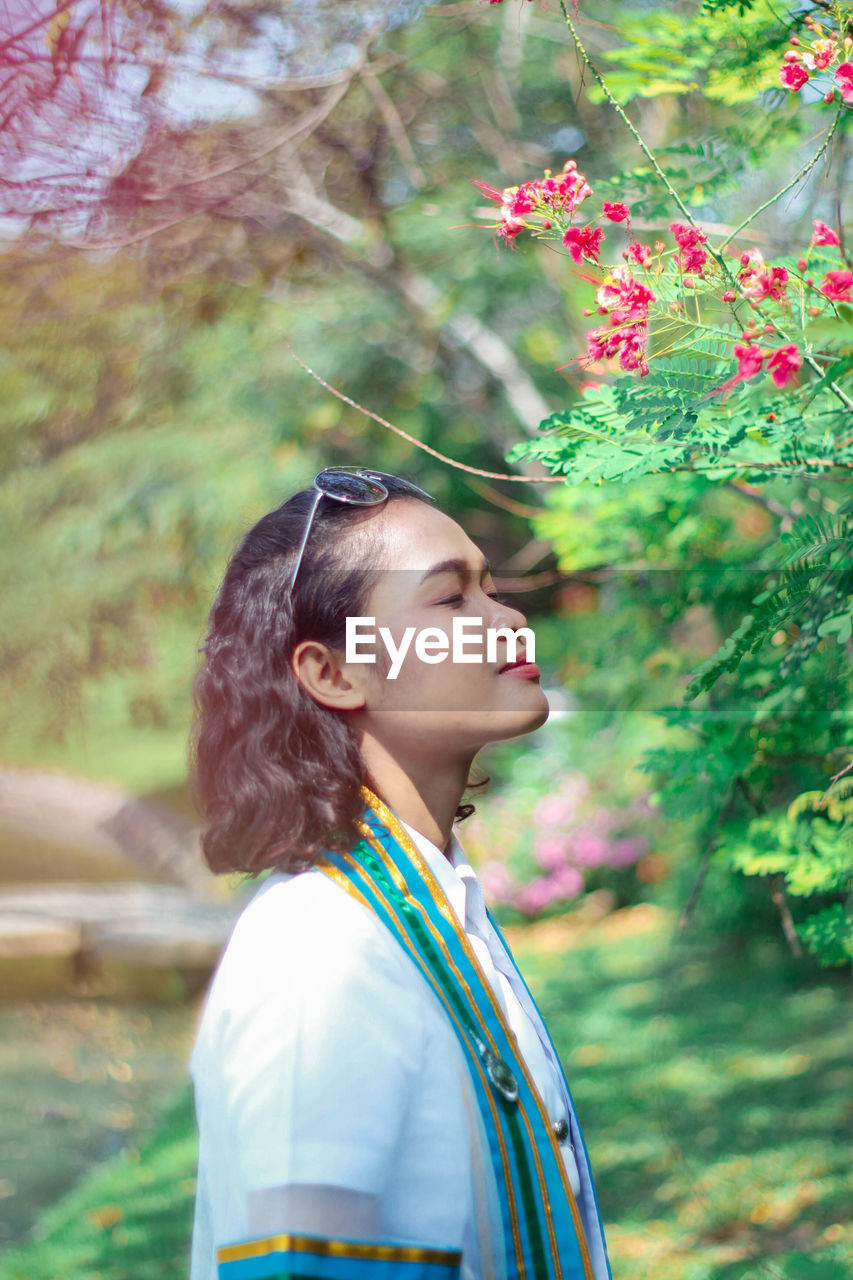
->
xmin=436 ymin=590 xmax=505 ymax=607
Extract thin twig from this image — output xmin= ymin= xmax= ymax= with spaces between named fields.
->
xmin=285 ymin=344 xmax=564 ymax=481
xmin=677 ymin=783 xmax=739 ymax=932
xmin=718 ymin=109 xmax=845 ymax=252
xmin=819 ymin=757 xmax=853 ymax=807
xmin=725 ymin=479 xmax=795 ymax=522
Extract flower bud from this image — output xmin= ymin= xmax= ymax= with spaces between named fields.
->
xmin=721 ymin=289 xmax=737 ymax=302
xmin=763 ymin=324 xmax=774 ymax=334
xmin=824 ymin=89 xmax=835 ymax=103
xmin=766 ymin=412 xmax=777 ymax=422
xmin=783 ymin=49 xmax=801 ymax=62
xmin=806 ymin=277 xmax=814 ymax=287
xmin=583 ymin=308 xmax=593 ymax=316
xmin=542 ymin=220 xmax=552 ymax=230
xmin=807 ymin=305 xmax=822 ymax=317
xmin=741 ymin=327 xmax=758 ymax=340
xmin=654 ymin=240 xmax=666 ymax=253
xmin=789 ymin=35 xmax=799 ymax=45
xmin=797 ymin=258 xmax=808 ymax=271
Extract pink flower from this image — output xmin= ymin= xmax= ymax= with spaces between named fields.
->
xmin=803 ymin=38 xmax=837 ymax=71
xmin=572 ymin=831 xmax=611 ymax=867
xmin=533 ymin=795 xmax=577 ymax=827
xmin=471 ymin=179 xmax=529 ymax=240
xmin=515 ymin=877 xmax=561 ymax=916
xmin=480 ymin=862 xmax=519 ymax=903
xmin=669 ymin=221 xmax=708 ymax=275
xmin=602 ymin=201 xmax=630 ymax=223
xmin=550 ymin=866 xmax=585 ymax=899
xmin=534 ymin=835 xmax=573 ymax=873
xmin=765 ymin=344 xmax=802 ymax=389
xmin=820 ymin=270 xmax=853 ymax=302
xmin=607 ymin=837 xmax=648 ymax=867
xmin=587 ymin=268 xmax=656 ymax=377
xmin=626 ymin=241 xmax=653 ymax=268
xmin=738 ymin=251 xmax=789 ymax=303
xmin=780 ymin=62 xmax=810 ymax=91
xmin=596 ymin=266 xmax=656 ymax=321
xmin=544 ymin=162 xmax=593 ymax=215
xmin=711 ymin=342 xmax=765 ymax=397
xmin=734 ymin=342 xmax=765 ymax=380
xmin=835 ymin=62 xmax=853 ymax=101
xmin=812 ymin=220 xmax=840 ymax=247
xmin=563 ymin=224 xmax=605 ymax=264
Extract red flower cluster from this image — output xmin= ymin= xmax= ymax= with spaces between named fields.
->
xmin=777 ymin=17 xmax=853 ymax=102
xmin=715 ymin=341 xmax=803 ymax=396
xmin=738 ymin=250 xmax=789 ymax=305
xmin=472 ymin=159 xmax=592 ymax=242
xmin=473 ymin=164 xmax=845 ymax=395
xmin=670 ymin=222 xmax=708 ymax=275
xmin=587 ymin=267 xmax=656 ymax=377
xmin=821 ymin=270 xmax=853 ymax=302
xmin=602 ymin=201 xmax=630 ymax=223
xmin=563 ymin=224 xmax=604 ymax=264
xmin=812 ymin=219 xmax=841 ymax=247
xmin=625 ymin=242 xmax=653 ymax=268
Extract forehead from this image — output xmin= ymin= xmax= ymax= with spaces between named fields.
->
xmin=367 ymin=498 xmax=484 ymax=573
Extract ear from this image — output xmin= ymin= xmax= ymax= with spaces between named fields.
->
xmin=291 ymin=640 xmax=367 ymax=712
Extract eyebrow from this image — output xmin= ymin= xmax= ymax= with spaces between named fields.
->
xmin=418 ymin=557 xmax=491 ymax=585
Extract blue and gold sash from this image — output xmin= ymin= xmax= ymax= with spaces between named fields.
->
xmin=317 ymin=789 xmax=602 ymax=1280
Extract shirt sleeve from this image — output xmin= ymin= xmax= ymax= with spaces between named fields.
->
xmin=193 ymin=871 xmax=428 ymax=1200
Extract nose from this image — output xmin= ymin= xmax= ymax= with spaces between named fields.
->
xmin=490 ymin=593 xmax=527 ymax=631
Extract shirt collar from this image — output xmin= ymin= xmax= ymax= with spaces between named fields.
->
xmin=398 ymin=819 xmax=468 ymax=925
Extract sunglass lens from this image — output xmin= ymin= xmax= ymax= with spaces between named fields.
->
xmin=315 ymin=471 xmax=388 ymax=503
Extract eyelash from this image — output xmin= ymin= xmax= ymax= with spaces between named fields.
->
xmin=438 ymin=591 xmax=504 ymax=608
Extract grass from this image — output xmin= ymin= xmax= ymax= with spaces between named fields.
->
xmin=0 ymin=907 xmax=850 ymax=1280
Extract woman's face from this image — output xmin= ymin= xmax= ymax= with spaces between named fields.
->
xmin=345 ymin=498 xmax=550 ymax=762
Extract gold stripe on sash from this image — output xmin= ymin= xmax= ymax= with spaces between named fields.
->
xmin=360 ymin=790 xmax=594 ymax=1280
xmin=218 ymin=1232 xmax=461 ymax=1265
xmin=320 ymin=852 xmax=526 ymax=1277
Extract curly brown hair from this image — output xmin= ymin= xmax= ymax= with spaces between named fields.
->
xmin=191 ymin=477 xmax=475 ymax=876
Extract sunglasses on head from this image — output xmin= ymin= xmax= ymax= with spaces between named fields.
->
xmin=289 ymin=467 xmax=433 ymax=591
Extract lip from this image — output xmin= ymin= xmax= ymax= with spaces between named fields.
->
xmin=499 ymin=659 xmax=541 ymax=680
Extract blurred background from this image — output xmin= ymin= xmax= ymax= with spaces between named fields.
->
xmin=1 ymin=1 xmax=851 ymax=1276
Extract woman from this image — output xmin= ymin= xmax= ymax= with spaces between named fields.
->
xmin=189 ymin=468 xmax=612 ymax=1280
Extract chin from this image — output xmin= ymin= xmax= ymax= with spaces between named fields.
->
xmin=483 ymin=696 xmax=551 ymax=745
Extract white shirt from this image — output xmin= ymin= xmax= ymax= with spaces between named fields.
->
xmin=189 ymin=823 xmax=608 ymax=1280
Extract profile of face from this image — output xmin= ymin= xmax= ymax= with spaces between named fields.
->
xmin=292 ymin=498 xmax=550 ymax=768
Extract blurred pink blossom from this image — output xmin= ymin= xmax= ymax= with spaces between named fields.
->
xmin=515 ymin=877 xmax=561 ymax=916
xmin=607 ymin=836 xmax=649 ymax=867
xmin=533 ymin=834 xmax=574 ymax=872
xmin=551 ymin=865 xmax=585 ymax=898
xmin=572 ymin=831 xmax=611 ymax=866
xmin=533 ymin=795 xmax=577 ymax=828
xmin=480 ymin=861 xmax=519 ymax=902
